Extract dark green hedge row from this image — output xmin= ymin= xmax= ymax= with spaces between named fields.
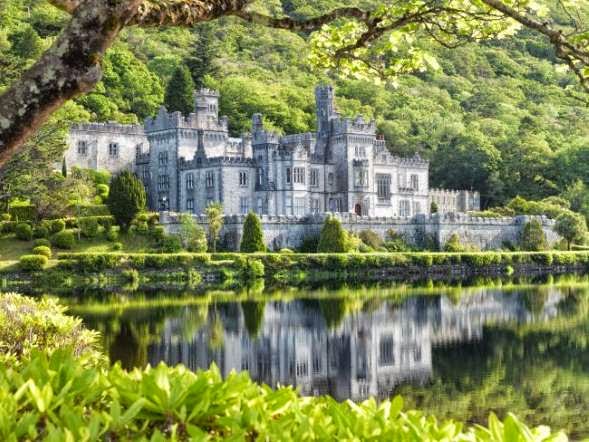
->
xmin=55 ymin=251 xmax=589 ymax=274
xmin=57 ymin=252 xmax=211 ymax=272
xmin=211 ymin=251 xmax=589 ymax=272
xmin=8 ymin=204 xmax=36 ymax=222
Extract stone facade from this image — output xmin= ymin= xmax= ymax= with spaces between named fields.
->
xmin=66 ymin=85 xmax=479 ymax=217
xmin=160 ymin=211 xmax=559 ymax=251
xmin=66 ymin=122 xmax=147 ymax=174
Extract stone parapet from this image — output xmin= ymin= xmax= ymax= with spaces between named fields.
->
xmin=160 ymin=211 xmax=559 ymax=251
xmin=70 ymin=122 xmax=145 ymax=135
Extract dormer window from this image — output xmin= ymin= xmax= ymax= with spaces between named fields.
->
xmin=108 ymin=142 xmax=118 ymax=158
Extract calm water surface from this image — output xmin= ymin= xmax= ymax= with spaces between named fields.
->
xmin=64 ymin=282 xmax=589 ymax=437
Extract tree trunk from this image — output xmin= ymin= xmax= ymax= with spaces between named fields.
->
xmin=0 ymin=0 xmax=142 ymax=168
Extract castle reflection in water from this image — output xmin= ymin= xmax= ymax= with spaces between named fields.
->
xmin=148 ymin=289 xmax=563 ymax=401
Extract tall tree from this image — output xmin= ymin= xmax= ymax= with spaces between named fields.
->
xmin=205 ymin=202 xmax=224 ymax=253
xmin=164 ymin=65 xmax=195 ymax=116
xmin=0 ymin=0 xmax=588 ymax=167
xmin=186 ymin=23 xmax=218 ymax=88
xmin=240 ymin=212 xmax=266 ymax=253
xmin=555 ymin=211 xmax=587 ymax=250
xmin=106 ymin=171 xmax=146 ymax=232
xmin=317 ymin=216 xmax=348 ymax=253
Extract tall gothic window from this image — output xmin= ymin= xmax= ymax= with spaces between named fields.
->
xmin=186 ymin=173 xmax=194 ymax=190
xmin=293 ymin=167 xmax=305 ymax=184
xmin=205 ymin=171 xmax=214 ymax=188
xmin=399 ymin=200 xmax=411 ymax=217
xmin=328 ymin=173 xmax=335 ymax=187
xmin=294 ymin=197 xmax=306 ymax=217
xmin=379 ymin=336 xmax=394 ymax=366
xmin=354 ymin=168 xmax=368 ymax=188
xmin=108 ymin=142 xmax=118 ymax=158
xmin=376 ymin=174 xmax=391 ymax=201
xmin=310 ymin=168 xmax=319 ymax=187
xmin=239 ymin=197 xmax=249 ymax=214
xmin=77 ymin=140 xmax=87 ymax=156
xmin=410 ymin=174 xmax=419 ymax=191
xmin=413 ymin=201 xmax=422 ymax=215
xmin=158 ymin=175 xmax=169 ymax=191
xmin=311 ymin=198 xmax=320 ymax=214
xmin=239 ymin=171 xmax=248 ymax=187
xmin=158 ymin=151 xmax=168 ymax=166
xmin=186 ymin=198 xmax=194 ymax=212
xmin=285 ymin=167 xmax=291 ymax=184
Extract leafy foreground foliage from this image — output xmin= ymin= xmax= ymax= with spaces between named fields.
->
xmin=0 ymin=293 xmax=98 ymax=364
xmin=0 ymin=293 xmax=571 ymax=441
xmin=0 ymin=350 xmax=568 ymax=442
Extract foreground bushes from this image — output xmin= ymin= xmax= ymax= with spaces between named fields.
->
xmin=0 ymin=293 xmax=97 ymax=362
xmin=0 ymin=294 xmax=569 ymax=441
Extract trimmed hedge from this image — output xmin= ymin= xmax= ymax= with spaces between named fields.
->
xmin=0 ymin=221 xmax=16 ymax=235
xmin=53 ymin=251 xmax=589 ymax=276
xmin=51 ymin=230 xmax=75 ymax=249
xmin=19 ymin=254 xmax=48 ymax=271
xmin=8 ymin=204 xmax=36 ymax=222
xmin=32 ymin=246 xmax=52 ymax=258
xmin=57 ymin=252 xmax=211 ymax=272
xmin=15 ymin=223 xmax=32 ymax=241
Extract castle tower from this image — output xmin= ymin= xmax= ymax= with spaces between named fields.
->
xmin=315 ymin=85 xmax=337 ymax=136
xmin=194 ymin=88 xmax=220 ymax=125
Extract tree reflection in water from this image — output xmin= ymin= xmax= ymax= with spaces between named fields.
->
xmin=74 ymin=282 xmax=589 ymax=438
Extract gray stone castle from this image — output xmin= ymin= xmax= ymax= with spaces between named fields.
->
xmin=66 ymin=85 xmax=479 ymax=217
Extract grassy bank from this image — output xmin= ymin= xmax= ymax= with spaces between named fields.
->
xmin=2 ymin=250 xmax=589 ymax=292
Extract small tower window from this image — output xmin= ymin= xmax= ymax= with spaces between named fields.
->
xmin=108 ymin=142 xmax=118 ymax=158
xmin=77 ymin=140 xmax=87 ymax=156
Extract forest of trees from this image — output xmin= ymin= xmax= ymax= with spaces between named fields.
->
xmin=1 ymin=0 xmax=589 ymax=209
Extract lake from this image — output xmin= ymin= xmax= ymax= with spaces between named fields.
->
xmin=60 ymin=279 xmax=589 ymax=438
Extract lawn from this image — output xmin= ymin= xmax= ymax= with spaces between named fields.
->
xmin=0 ymin=231 xmax=157 ymax=262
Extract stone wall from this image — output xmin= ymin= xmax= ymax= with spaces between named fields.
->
xmin=160 ymin=212 xmax=559 ymax=251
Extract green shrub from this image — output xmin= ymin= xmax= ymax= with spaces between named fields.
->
xmin=240 ymin=212 xmax=266 ymax=253
xmin=19 ymin=254 xmax=48 ymax=271
xmin=79 ymin=217 xmax=99 ymax=238
xmin=242 ymin=258 xmax=265 ymax=279
xmin=443 ymin=233 xmax=465 ymax=252
xmin=32 ymin=245 xmax=52 ymax=258
xmin=50 ymin=219 xmax=66 ymax=233
xmin=279 ymin=248 xmax=294 ymax=254
xmin=15 ymin=223 xmax=32 ymax=241
xmin=519 ymin=219 xmax=547 ymax=251
xmin=0 ymin=213 xmax=10 ymax=221
xmin=32 ymin=224 xmax=49 ymax=239
xmin=299 ymin=235 xmax=320 ymax=253
xmin=106 ymin=171 xmax=147 ymax=231
xmin=33 ymin=238 xmax=51 ymax=248
xmin=79 ymin=203 xmax=110 ymax=216
xmin=151 ymin=225 xmax=166 ymax=241
xmin=112 ymin=242 xmax=123 ymax=251
xmin=359 ymin=229 xmax=383 ymax=250
xmin=531 ymin=252 xmax=553 ymax=266
xmin=0 ymin=220 xmax=16 ymax=234
xmin=51 ymin=230 xmax=75 ymax=249
xmin=106 ymin=229 xmax=119 ymax=242
xmin=161 ymin=235 xmax=183 ymax=253
xmin=318 ymin=216 xmax=349 ymax=253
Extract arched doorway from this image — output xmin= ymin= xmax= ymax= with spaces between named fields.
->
xmin=354 ymin=203 xmax=362 ymax=216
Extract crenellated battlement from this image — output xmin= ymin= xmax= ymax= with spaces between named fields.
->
xmin=331 ymin=116 xmax=377 ymax=135
xmin=70 ymin=122 xmax=145 ymax=135
xmin=144 ymin=107 xmax=229 ymax=132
